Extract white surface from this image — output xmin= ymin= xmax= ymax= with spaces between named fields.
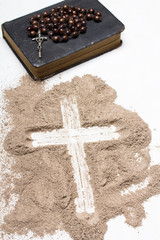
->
xmin=0 ymin=0 xmax=160 ymax=239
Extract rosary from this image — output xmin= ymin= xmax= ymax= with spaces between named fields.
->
xmin=27 ymin=5 xmax=102 ymax=58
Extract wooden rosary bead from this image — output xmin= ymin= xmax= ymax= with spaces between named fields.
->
xmin=59 ymin=28 xmax=65 ymax=36
xmin=88 ymin=8 xmax=95 ymax=14
xmin=59 ymin=18 xmax=65 ymax=24
xmin=46 ymin=23 xmax=54 ymax=29
xmin=40 ymin=23 xmax=45 ymax=28
xmin=72 ymin=31 xmax=79 ymax=38
xmin=39 ymin=19 xmax=44 ymax=24
xmin=80 ymin=26 xmax=87 ymax=33
xmin=62 ymin=34 xmax=68 ymax=42
xmin=51 ymin=17 xmax=58 ymax=24
xmin=48 ymin=31 xmax=54 ymax=37
xmin=53 ymin=28 xmax=59 ymax=34
xmin=65 ymin=14 xmax=69 ymax=20
xmin=77 ymin=7 xmax=81 ymax=12
xmin=72 ymin=14 xmax=77 ymax=19
xmin=36 ymin=14 xmax=41 ymax=20
xmin=74 ymin=18 xmax=79 ymax=24
xmin=81 ymin=8 xmax=86 ymax=14
xmin=86 ymin=13 xmax=92 ymax=20
xmin=59 ymin=9 xmax=64 ymax=15
xmin=63 ymin=5 xmax=69 ymax=10
xmin=30 ymin=16 xmax=35 ymax=22
xmin=95 ymin=11 xmax=101 ymax=16
xmin=66 ymin=29 xmax=71 ymax=36
xmin=51 ymin=8 xmax=56 ymax=13
xmin=53 ymin=35 xmax=60 ymax=43
xmin=32 ymin=24 xmax=39 ymax=31
xmin=81 ymin=20 xmax=86 ymax=26
xmin=31 ymin=20 xmax=38 ymax=25
xmin=72 ymin=10 xmax=77 ymax=15
xmin=28 ymin=30 xmax=36 ymax=37
xmin=53 ymin=12 xmax=58 ymax=17
xmin=43 ymin=11 xmax=49 ymax=17
xmin=68 ymin=9 xmax=73 ymax=14
xmin=71 ymin=26 xmax=78 ymax=32
xmin=79 ymin=13 xmax=84 ymax=18
xmin=27 ymin=25 xmax=33 ymax=31
xmin=62 ymin=15 xmax=67 ymax=21
xmin=44 ymin=17 xmax=51 ymax=23
xmin=94 ymin=15 xmax=102 ymax=22
xmin=41 ymin=27 xmax=47 ymax=34
xmin=68 ymin=19 xmax=74 ymax=25
xmin=76 ymin=23 xmax=82 ymax=30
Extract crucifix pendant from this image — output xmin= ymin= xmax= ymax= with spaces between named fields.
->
xmin=32 ymin=29 xmax=47 ymax=58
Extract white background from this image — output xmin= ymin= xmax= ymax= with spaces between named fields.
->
xmin=0 ymin=0 xmax=160 ymax=239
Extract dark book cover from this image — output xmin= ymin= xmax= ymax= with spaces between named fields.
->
xmin=2 ymin=0 xmax=125 ymax=80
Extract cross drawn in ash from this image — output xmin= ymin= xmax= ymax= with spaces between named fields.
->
xmin=31 ymin=95 xmax=120 ymax=214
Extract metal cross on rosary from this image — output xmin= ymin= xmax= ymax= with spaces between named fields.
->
xmin=32 ymin=29 xmax=47 ymax=58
